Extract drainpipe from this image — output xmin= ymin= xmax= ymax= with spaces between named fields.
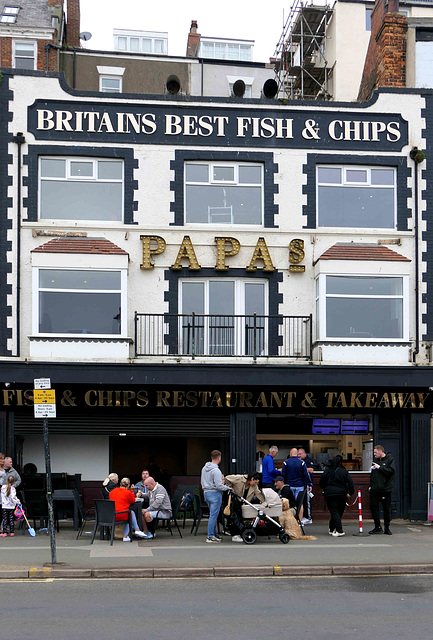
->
xmin=11 ymin=133 xmax=26 ymax=358
xmin=409 ymin=147 xmax=426 ymax=362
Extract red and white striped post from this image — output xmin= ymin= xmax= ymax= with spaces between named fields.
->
xmin=353 ymin=488 xmax=367 ymax=536
xmin=358 ymin=488 xmax=363 ymax=533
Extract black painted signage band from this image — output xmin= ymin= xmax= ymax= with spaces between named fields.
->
xmin=28 ymin=100 xmax=409 ymax=151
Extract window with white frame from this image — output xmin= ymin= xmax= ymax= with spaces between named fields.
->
xmin=185 ymin=161 xmax=263 ymax=225
xmin=316 ymin=275 xmax=407 ymax=340
xmin=39 ymin=157 xmax=123 ymax=221
xmin=35 ymin=269 xmax=126 ymax=336
xmin=317 ymin=165 xmax=396 ymax=228
xmin=100 ymin=75 xmax=122 ymax=93
xmin=13 ymin=41 xmax=36 ymax=69
xmin=114 ymin=30 xmax=167 ymax=54
xmin=1 ymin=6 xmax=19 ymax=23
xmin=229 ymin=82 xmax=252 ymax=98
xmin=180 ymin=279 xmax=267 ymax=355
xmin=199 ymin=40 xmax=253 ymax=61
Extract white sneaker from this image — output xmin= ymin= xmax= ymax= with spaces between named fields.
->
xmin=134 ymin=530 xmax=146 ymax=539
xmin=328 ymin=530 xmax=335 ymax=535
xmin=301 ymin=518 xmax=313 ymax=525
xmin=231 ymin=535 xmax=243 ymax=543
xmin=332 ymin=531 xmax=345 ymax=537
xmin=122 ymin=536 xmax=131 ymax=542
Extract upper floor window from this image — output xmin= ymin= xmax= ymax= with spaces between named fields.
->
xmin=36 ymin=269 xmax=125 ymax=336
xmin=316 ymin=275 xmax=407 ymax=340
xmin=185 ymin=161 xmax=263 ymax=225
xmin=114 ymin=29 xmax=168 ymax=54
xmin=1 ymin=6 xmax=19 ymax=23
xmin=317 ymin=165 xmax=396 ymax=228
xmin=180 ymin=278 xmax=267 ymax=355
xmin=199 ymin=40 xmax=253 ymax=61
xmin=39 ymin=157 xmax=123 ymax=222
xmin=13 ymin=41 xmax=36 ymax=70
xmin=100 ymin=75 xmax=122 ymax=93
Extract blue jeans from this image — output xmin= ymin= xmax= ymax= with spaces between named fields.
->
xmin=123 ymin=510 xmax=140 ymax=536
xmin=290 ymin=486 xmax=305 ymax=500
xmin=204 ymin=491 xmax=222 ymax=538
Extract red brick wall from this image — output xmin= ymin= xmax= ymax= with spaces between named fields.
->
xmin=65 ymin=0 xmax=80 ymax=48
xmin=0 ymin=37 xmax=12 ymax=67
xmin=358 ymin=0 xmax=407 ymax=101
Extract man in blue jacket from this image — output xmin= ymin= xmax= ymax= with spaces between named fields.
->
xmin=262 ymin=446 xmax=280 ymax=489
xmin=281 ymin=448 xmax=311 ymax=521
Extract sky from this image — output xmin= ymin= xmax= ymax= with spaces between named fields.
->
xmin=78 ymin=0 xmax=295 ymax=62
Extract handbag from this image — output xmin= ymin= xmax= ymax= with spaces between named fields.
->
xmin=223 ymin=494 xmax=231 ymax=516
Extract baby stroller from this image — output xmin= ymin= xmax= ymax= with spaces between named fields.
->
xmin=229 ymin=489 xmax=290 ymax=545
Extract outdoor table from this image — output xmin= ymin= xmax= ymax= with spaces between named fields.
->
xmin=52 ymin=490 xmax=81 ymax=531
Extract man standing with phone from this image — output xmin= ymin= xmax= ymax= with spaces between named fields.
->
xmin=369 ymin=444 xmax=395 ymax=535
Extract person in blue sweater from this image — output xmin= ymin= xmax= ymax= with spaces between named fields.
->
xmin=281 ymin=448 xmax=311 ymax=521
xmin=262 ymin=446 xmax=280 ymax=488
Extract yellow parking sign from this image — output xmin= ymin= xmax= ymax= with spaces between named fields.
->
xmin=33 ymin=389 xmax=56 ymax=404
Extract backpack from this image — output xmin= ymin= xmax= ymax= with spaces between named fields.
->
xmin=179 ymin=492 xmax=194 ymax=511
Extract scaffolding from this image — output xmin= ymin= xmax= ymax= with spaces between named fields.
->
xmin=274 ymin=0 xmax=335 ymax=100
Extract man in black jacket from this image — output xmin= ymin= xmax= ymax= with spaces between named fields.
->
xmin=368 ymin=445 xmax=395 ymax=536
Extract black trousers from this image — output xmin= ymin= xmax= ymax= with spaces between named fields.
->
xmin=325 ymin=495 xmax=346 ymax=533
xmin=370 ymin=490 xmax=392 ymax=528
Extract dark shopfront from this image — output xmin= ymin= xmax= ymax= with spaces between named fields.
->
xmin=0 ymin=362 xmax=431 ymax=520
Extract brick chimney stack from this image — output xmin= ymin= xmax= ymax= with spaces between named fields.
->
xmin=65 ymin=0 xmax=81 ymax=48
xmin=186 ymin=20 xmax=201 ymax=57
xmin=358 ymin=0 xmax=407 ymax=101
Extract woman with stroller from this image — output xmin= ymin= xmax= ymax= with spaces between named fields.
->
xmin=224 ymin=473 xmax=264 ymax=542
xmin=319 ymin=455 xmax=354 ymax=537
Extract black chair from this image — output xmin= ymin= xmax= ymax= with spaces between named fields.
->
xmin=90 ymin=500 xmax=133 ymax=545
xmin=176 ymin=485 xmax=197 ymax=528
xmin=152 ymin=493 xmax=183 ymax=538
xmin=295 ymin=489 xmax=307 ymax=535
xmin=74 ymin=490 xmax=96 ymax=540
xmin=20 ymin=489 xmax=48 ymax=530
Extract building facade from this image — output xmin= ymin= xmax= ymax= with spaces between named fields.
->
xmin=0 ymin=66 xmax=432 ymax=519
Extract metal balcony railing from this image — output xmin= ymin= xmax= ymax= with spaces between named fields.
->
xmin=134 ymin=313 xmax=312 ymax=360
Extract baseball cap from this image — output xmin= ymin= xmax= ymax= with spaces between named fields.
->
xmin=274 ymin=475 xmax=285 ymax=482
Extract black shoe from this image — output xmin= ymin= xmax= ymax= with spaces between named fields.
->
xmin=384 ymin=528 xmax=392 ymax=535
xmin=368 ymin=527 xmax=383 ymax=534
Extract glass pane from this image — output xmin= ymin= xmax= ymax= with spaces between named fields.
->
xmin=98 ymin=160 xmax=123 ymax=180
xmin=181 ymin=282 xmax=204 ymax=314
xmin=142 ymin=38 xmax=152 ymax=52
xmin=39 ymin=292 xmax=121 ymax=334
xmin=371 ymin=168 xmax=395 ymax=185
xmin=327 ymin=276 xmax=403 ymax=296
xmin=317 ymin=167 xmax=341 ymax=184
xmin=39 ymin=270 xmax=121 ymax=290
xmin=240 ymin=45 xmax=251 ymax=61
xmin=154 ymin=39 xmax=164 ymax=53
xmin=215 ymin=43 xmax=226 ymax=59
xmin=70 ymin=161 xmax=93 ymax=177
xmin=185 ymin=185 xmax=262 ymax=224
xmin=15 ymin=43 xmax=34 ymax=55
xmin=209 ymin=281 xmax=234 ymax=315
xmin=117 ymin=37 xmax=127 ymax=50
xmin=130 ymin=38 xmax=139 ymax=51
xmin=213 ymin=166 xmax=234 ymax=181
xmin=185 ymin=163 xmax=208 ymax=182
xmin=101 ymin=78 xmax=121 ymax=91
xmin=239 ymin=165 xmax=261 ymax=184
xmin=245 ymin=283 xmax=265 ymax=315
xmin=228 ymin=44 xmax=239 ymax=59
xmin=346 ymin=169 xmax=367 ymax=183
xmin=40 ymin=181 xmax=123 ymax=221
xmin=318 ymin=185 xmax=394 ymax=228
xmin=14 ymin=57 xmax=34 ymax=69
xmin=202 ymin=43 xmax=214 ymax=58
xmin=40 ymin=159 xmax=66 ymax=178
xmin=326 ymin=298 xmax=403 ymax=338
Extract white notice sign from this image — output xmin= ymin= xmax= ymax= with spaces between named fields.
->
xmin=34 ymin=404 xmax=56 ymax=418
xmin=34 ymin=378 xmax=51 ymax=390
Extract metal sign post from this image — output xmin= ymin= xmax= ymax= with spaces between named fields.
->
xmin=34 ymin=378 xmax=57 ymax=565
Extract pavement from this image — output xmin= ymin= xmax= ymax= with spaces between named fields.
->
xmin=1 ymin=517 xmax=433 ymax=579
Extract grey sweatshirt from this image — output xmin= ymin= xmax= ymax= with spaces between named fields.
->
xmin=147 ymin=483 xmax=172 ymax=516
xmin=201 ymin=461 xmax=229 ymax=493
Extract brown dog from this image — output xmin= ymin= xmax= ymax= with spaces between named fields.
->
xmin=279 ymin=498 xmax=317 ymax=540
